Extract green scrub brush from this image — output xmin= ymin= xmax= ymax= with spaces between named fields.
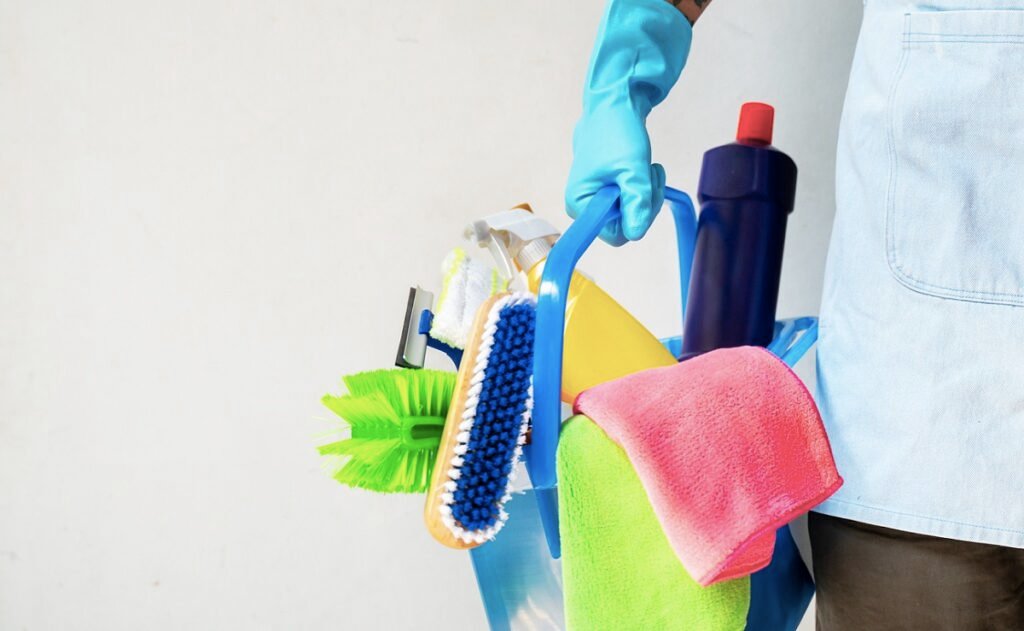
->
xmin=320 ymin=368 xmax=456 ymax=494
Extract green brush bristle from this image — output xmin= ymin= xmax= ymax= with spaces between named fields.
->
xmin=319 ymin=368 xmax=456 ymax=494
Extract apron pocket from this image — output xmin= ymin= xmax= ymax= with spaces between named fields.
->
xmin=887 ymin=10 xmax=1024 ymax=306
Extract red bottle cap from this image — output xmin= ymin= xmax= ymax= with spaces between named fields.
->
xmin=736 ymin=102 xmax=774 ymax=146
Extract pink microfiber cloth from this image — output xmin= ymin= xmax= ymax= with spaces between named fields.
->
xmin=573 ymin=345 xmax=842 ymax=587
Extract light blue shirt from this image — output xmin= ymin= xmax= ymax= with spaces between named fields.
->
xmin=815 ymin=0 xmax=1024 ymax=547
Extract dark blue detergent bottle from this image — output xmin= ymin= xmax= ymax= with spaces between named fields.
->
xmin=680 ymin=102 xmax=798 ymax=359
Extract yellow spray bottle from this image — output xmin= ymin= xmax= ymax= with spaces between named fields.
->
xmin=467 ymin=207 xmax=676 ymax=403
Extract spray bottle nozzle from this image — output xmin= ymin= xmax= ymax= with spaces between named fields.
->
xmin=465 ymin=208 xmax=560 ymax=280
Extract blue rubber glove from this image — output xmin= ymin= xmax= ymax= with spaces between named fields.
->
xmin=566 ymin=0 xmax=692 ymax=245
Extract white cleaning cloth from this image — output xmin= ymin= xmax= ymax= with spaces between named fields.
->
xmin=430 ymin=248 xmax=506 ymax=349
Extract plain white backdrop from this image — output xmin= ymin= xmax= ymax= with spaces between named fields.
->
xmin=0 ymin=1 xmax=862 ymax=628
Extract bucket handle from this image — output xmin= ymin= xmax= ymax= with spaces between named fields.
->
xmin=526 ymin=185 xmax=698 ymax=558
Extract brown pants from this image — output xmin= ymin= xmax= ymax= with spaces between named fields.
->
xmin=808 ymin=512 xmax=1024 ymax=630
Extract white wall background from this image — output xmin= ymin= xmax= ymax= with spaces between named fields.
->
xmin=0 ymin=1 xmax=861 ymax=629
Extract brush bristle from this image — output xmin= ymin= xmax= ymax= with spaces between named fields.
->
xmin=320 ymin=368 xmax=455 ymax=494
xmin=442 ymin=294 xmax=535 ymax=540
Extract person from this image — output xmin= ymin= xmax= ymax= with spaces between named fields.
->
xmin=566 ymin=0 xmax=1024 ymax=628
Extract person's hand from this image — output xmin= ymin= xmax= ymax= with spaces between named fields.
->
xmin=567 ymin=99 xmax=668 ymax=245
xmin=565 ymin=0 xmax=692 ymax=245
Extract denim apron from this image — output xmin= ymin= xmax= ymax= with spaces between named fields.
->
xmin=815 ymin=0 xmax=1024 ymax=547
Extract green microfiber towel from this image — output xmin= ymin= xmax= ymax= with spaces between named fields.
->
xmin=558 ymin=415 xmax=749 ymax=630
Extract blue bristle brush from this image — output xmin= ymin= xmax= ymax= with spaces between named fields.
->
xmin=424 ymin=292 xmax=535 ymax=548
